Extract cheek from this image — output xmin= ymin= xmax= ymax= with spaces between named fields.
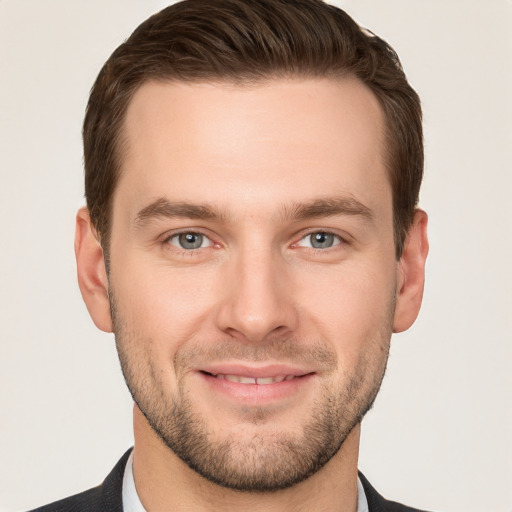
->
xmin=296 ymin=260 xmax=396 ymax=356
xmin=110 ymin=257 xmax=220 ymax=347
xmin=110 ymin=264 xmax=220 ymax=393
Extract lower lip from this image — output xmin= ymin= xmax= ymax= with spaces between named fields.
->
xmin=198 ymin=372 xmax=315 ymax=404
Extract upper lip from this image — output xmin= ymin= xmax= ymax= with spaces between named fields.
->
xmin=197 ymin=363 xmax=312 ymax=379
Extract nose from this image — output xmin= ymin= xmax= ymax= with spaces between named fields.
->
xmin=215 ymin=246 xmax=299 ymax=343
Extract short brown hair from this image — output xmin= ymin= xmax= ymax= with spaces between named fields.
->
xmin=84 ymin=0 xmax=422 ymax=258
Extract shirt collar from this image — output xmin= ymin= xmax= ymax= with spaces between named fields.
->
xmin=122 ymin=450 xmax=146 ymax=512
xmin=122 ymin=451 xmax=369 ymax=512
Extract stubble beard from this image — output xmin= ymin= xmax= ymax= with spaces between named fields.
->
xmin=111 ymin=296 xmax=393 ymax=493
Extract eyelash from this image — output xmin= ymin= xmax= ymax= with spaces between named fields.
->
xmin=162 ymin=230 xmax=216 ymax=254
xmin=294 ymin=230 xmax=345 ymax=250
xmin=161 ymin=229 xmax=347 ymax=255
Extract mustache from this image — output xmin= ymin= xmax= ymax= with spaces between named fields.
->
xmin=174 ymin=337 xmax=338 ymax=372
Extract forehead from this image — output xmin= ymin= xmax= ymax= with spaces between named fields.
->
xmin=116 ymin=77 xmax=389 ymax=221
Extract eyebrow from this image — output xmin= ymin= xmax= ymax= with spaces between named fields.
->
xmin=134 ymin=195 xmax=373 ymax=227
xmin=135 ymin=197 xmax=226 ymax=226
xmin=279 ymin=197 xmax=374 ymax=222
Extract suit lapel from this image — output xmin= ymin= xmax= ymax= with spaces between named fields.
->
xmin=99 ymin=448 xmax=132 ymax=511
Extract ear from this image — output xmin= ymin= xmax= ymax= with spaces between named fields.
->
xmin=393 ymin=209 xmax=429 ymax=333
xmin=75 ymin=207 xmax=113 ymax=332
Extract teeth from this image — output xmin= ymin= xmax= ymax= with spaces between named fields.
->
xmin=256 ymin=377 xmax=275 ymax=385
xmin=216 ymin=374 xmax=293 ymax=385
xmin=224 ymin=375 xmax=244 ymax=383
xmin=239 ymin=376 xmax=257 ymax=384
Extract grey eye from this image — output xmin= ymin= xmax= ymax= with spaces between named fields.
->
xmin=310 ymin=232 xmax=335 ymax=249
xmin=297 ymin=232 xmax=341 ymax=249
xmin=168 ymin=232 xmax=210 ymax=250
xmin=179 ymin=233 xmax=203 ymax=249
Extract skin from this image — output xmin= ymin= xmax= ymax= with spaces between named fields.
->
xmin=75 ymin=77 xmax=428 ymax=511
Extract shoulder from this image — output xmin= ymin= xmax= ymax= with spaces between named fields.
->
xmin=26 ymin=449 xmax=132 ymax=512
xmin=380 ymin=500 xmax=431 ymax=512
xmin=27 ymin=486 xmax=103 ymax=512
xmin=359 ymin=471 xmax=435 ymax=512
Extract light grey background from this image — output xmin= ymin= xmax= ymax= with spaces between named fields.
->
xmin=1 ymin=1 xmax=511 ymax=511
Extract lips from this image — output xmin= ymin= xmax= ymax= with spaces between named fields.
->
xmin=196 ymin=365 xmax=315 ymax=404
xmin=198 ymin=363 xmax=311 ymax=381
xmin=205 ymin=373 xmax=297 ymax=385
xmin=196 ymin=362 xmax=314 ymax=403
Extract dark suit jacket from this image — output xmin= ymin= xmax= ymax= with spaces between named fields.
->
xmin=29 ymin=449 xmax=432 ymax=511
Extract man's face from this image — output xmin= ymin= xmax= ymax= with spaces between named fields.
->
xmin=108 ymin=78 xmax=399 ymax=491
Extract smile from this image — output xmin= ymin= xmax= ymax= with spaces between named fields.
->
xmin=211 ymin=374 xmax=296 ymax=385
xmin=197 ymin=368 xmax=315 ymax=404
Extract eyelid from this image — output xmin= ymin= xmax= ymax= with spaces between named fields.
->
xmin=161 ymin=228 xmax=217 ymax=249
xmin=293 ymin=229 xmax=349 ymax=249
xmin=158 ymin=227 xmax=350 ymax=252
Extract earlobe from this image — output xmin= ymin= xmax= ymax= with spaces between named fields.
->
xmin=393 ymin=209 xmax=429 ymax=333
xmin=75 ymin=207 xmax=113 ymax=333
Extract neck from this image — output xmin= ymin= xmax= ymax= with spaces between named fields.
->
xmin=132 ymin=405 xmax=361 ymax=512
